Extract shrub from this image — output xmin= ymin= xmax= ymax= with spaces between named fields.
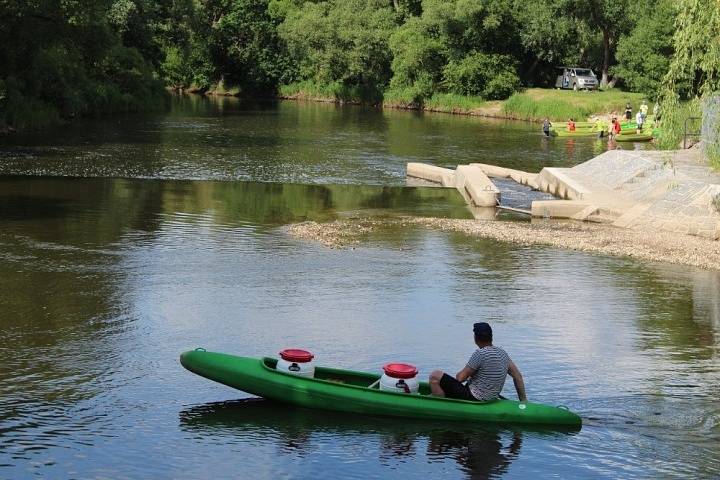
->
xmin=442 ymin=53 xmax=520 ymax=100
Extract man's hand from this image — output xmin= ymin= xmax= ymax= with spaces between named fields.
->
xmin=508 ymin=361 xmax=527 ymax=402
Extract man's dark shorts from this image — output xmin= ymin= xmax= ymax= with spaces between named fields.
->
xmin=439 ymin=373 xmax=478 ymax=401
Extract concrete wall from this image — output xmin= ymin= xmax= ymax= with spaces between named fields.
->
xmin=454 ymin=165 xmax=500 ymax=207
xmin=406 ymin=162 xmax=499 ymax=207
xmin=406 ymin=163 xmax=455 ymax=186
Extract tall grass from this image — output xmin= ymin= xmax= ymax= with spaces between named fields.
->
xmin=709 ymin=148 xmax=720 ymax=170
xmin=381 ymin=87 xmax=420 ymax=108
xmin=502 ymin=89 xmax=646 ymax=121
xmin=279 ymin=80 xmax=381 ymax=104
xmin=424 ymin=93 xmax=485 ymax=113
xmin=382 ymin=90 xmax=485 ymax=112
xmin=502 ymin=94 xmax=587 ymax=121
xmin=655 ymin=98 xmax=702 ymax=150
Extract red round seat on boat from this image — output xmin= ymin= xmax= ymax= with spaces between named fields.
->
xmin=383 ymin=363 xmax=418 ymax=379
xmin=279 ymin=349 xmax=314 ymax=363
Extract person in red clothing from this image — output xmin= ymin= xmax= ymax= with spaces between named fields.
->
xmin=567 ymin=118 xmax=576 ymax=132
xmin=609 ymin=118 xmax=621 ymax=139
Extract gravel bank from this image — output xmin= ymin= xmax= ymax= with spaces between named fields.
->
xmin=287 ymin=218 xmax=720 ymax=270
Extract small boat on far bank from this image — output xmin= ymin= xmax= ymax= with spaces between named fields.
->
xmin=180 ymin=349 xmax=582 ymax=428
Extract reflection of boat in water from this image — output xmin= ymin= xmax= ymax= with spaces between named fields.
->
xmin=428 ymin=428 xmax=522 ymax=480
xmin=179 ymin=399 xmax=579 ymax=478
xmin=180 ymin=350 xmax=582 ymax=427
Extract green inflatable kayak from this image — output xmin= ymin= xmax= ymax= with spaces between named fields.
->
xmin=550 ymin=129 xmax=605 ymax=137
xmin=180 ymin=349 xmax=582 ymax=427
xmin=615 ymin=134 xmax=653 ymax=142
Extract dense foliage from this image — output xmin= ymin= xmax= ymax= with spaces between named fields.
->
xmin=656 ymin=0 xmax=720 ymax=164
xmin=0 ymin=0 xmax=175 ymax=129
xmin=0 ymin=0 xmax=709 ymax=129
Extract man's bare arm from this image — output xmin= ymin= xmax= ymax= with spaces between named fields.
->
xmin=508 ymin=361 xmax=527 ymax=401
xmin=455 ymin=366 xmax=475 ymax=383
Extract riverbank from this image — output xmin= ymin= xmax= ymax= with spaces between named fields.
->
xmin=278 ymin=82 xmax=645 ymax=122
xmin=287 ymin=217 xmax=720 ymax=270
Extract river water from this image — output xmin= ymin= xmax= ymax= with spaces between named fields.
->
xmin=0 ymin=96 xmax=718 ymax=479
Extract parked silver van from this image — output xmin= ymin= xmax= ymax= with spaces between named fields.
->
xmin=555 ymin=67 xmax=599 ymax=90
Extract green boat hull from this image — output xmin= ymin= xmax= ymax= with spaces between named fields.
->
xmin=180 ymin=349 xmax=582 ymax=427
xmin=550 ymin=129 xmax=605 ymax=137
xmin=615 ymin=134 xmax=653 ymax=142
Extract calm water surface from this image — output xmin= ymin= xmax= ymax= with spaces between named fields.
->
xmin=0 ymin=97 xmax=717 ymax=479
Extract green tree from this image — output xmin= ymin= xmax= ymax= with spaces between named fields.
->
xmin=443 ymin=53 xmax=520 ymax=99
xmin=197 ymin=0 xmax=293 ymax=93
xmin=571 ymin=0 xmax=632 ymax=87
xmin=613 ymin=0 xmax=676 ymax=95
xmin=279 ymin=0 xmax=397 ymax=101
xmin=657 ymin=0 xmax=720 ymax=161
xmin=388 ymin=0 xmax=522 ymax=102
xmin=512 ymin=0 xmax=576 ymax=84
xmin=0 ymin=0 xmax=166 ymax=128
xmin=388 ymin=15 xmax=447 ymax=101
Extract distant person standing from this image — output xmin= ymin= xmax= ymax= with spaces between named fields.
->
xmin=567 ymin=118 xmax=576 ymax=132
xmin=636 ymin=111 xmax=644 ymax=134
xmin=624 ymin=103 xmax=633 ymax=120
xmin=594 ymin=117 xmax=605 ymax=137
xmin=640 ymin=100 xmax=649 ymax=122
xmin=542 ymin=118 xmax=552 ymax=137
xmin=609 ymin=118 xmax=621 ymax=140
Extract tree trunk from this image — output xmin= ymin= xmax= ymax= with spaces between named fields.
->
xmin=600 ymin=29 xmax=610 ymax=88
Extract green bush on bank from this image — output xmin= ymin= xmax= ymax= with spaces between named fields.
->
xmin=442 ymin=53 xmax=520 ymax=101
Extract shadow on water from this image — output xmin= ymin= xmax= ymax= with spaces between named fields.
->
xmin=179 ymin=399 xmax=579 ymax=479
xmin=0 ymin=196 xmax=70 ymax=221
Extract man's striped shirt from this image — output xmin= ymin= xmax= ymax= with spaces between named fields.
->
xmin=466 ymin=346 xmax=510 ymax=401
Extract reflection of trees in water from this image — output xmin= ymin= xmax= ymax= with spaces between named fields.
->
xmin=178 ymin=400 xmax=544 ymax=478
xmin=0 ymin=177 xmax=174 ymax=444
xmin=208 ymin=181 xmax=470 ymax=225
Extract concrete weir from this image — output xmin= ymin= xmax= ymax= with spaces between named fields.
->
xmin=406 ymin=149 xmax=720 ymax=240
xmin=407 ymin=162 xmax=500 ymax=207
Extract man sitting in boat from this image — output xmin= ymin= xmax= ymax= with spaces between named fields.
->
xmin=429 ymin=323 xmax=527 ymax=402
